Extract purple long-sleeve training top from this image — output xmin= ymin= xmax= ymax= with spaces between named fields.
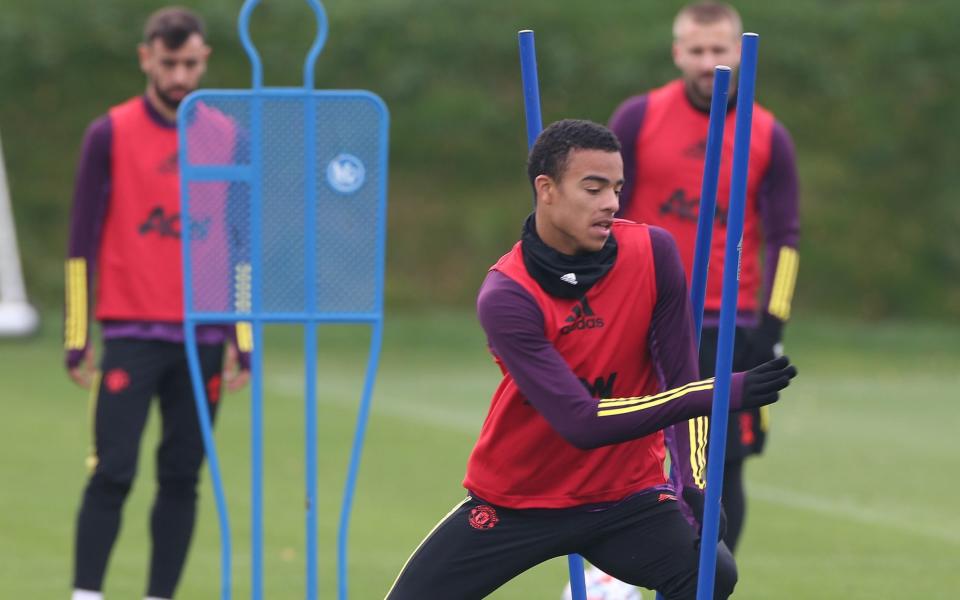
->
xmin=609 ymin=92 xmax=800 ymax=326
xmin=65 ymin=97 xmax=228 ymax=368
xmin=477 ymin=226 xmax=745 ymax=453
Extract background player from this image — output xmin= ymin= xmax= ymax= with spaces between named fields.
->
xmin=64 ymin=8 xmax=249 ymax=600
xmin=609 ymin=0 xmax=800 ymax=554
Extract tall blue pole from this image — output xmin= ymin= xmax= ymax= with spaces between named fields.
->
xmin=695 ymin=32 xmax=759 ymax=600
xmin=518 ymin=30 xmax=543 ymax=151
xmin=689 ymin=66 xmax=731 ymax=346
xmin=655 ymin=60 xmax=733 ymax=600
xmin=518 ymin=28 xmax=587 ymax=600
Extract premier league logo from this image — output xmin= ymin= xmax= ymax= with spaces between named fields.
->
xmin=326 ymin=153 xmax=366 ymax=194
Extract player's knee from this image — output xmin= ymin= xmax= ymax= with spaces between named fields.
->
xmin=86 ymin=472 xmax=134 ymax=507
xmin=157 ymin=473 xmax=200 ymax=502
xmin=156 ymin=450 xmax=204 ymax=491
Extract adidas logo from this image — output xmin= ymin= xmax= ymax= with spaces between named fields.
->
xmin=560 ymin=296 xmax=604 ymax=335
xmin=560 ymin=272 xmax=578 ymax=285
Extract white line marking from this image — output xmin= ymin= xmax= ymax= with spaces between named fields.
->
xmin=268 ymin=371 xmax=484 ymax=432
xmin=750 ymin=482 xmax=960 ymax=545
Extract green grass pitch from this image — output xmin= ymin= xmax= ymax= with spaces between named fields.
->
xmin=1 ymin=313 xmax=958 ymax=598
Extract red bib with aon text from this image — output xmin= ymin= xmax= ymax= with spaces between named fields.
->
xmin=622 ymin=80 xmax=774 ymax=313
xmin=96 ymin=97 xmax=235 ymax=321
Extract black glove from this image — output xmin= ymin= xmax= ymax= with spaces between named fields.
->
xmin=742 ymin=313 xmax=784 ymax=368
xmin=741 ymin=355 xmax=797 ymax=410
xmin=682 ymin=487 xmax=727 ymax=543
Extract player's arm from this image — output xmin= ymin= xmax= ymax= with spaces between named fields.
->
xmin=648 ymin=228 xmax=796 ymax=489
xmin=648 ymin=227 xmax=798 ymax=537
xmin=646 ymin=226 xmax=711 ymax=493
xmin=64 ymin=115 xmax=112 ymax=387
xmin=647 ymin=226 xmax=726 ymax=501
xmin=224 ymin=129 xmax=252 ymax=391
xmin=750 ymin=121 xmax=801 ymax=366
xmin=477 ymin=270 xmax=785 ymax=450
xmin=607 ymin=94 xmax=648 ymax=218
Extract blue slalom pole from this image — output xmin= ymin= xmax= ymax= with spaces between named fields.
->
xmin=695 ymin=32 xmax=759 ymax=600
xmin=655 ymin=61 xmax=732 ymax=600
xmin=518 ymin=30 xmax=543 ymax=151
xmin=518 ymin=28 xmax=587 ymax=600
xmin=689 ymin=66 xmax=731 ymax=346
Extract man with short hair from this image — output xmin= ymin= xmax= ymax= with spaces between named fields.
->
xmin=64 ymin=7 xmax=248 ymax=599
xmin=609 ymin=0 xmax=800 ymax=554
xmin=386 ymin=119 xmax=796 ymax=600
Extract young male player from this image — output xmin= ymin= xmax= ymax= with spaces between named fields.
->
xmin=386 ymin=119 xmax=796 ymax=600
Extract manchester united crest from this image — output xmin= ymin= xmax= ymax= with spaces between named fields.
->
xmin=468 ymin=505 xmax=499 ymax=530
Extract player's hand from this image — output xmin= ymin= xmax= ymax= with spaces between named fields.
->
xmin=741 ymin=356 xmax=796 ymax=410
xmin=681 ymin=487 xmax=727 ymax=543
xmin=67 ymin=347 xmax=96 ymax=389
xmin=223 ymin=344 xmax=250 ymax=392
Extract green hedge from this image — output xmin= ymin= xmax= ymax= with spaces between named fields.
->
xmin=2 ymin=0 xmax=957 ymax=317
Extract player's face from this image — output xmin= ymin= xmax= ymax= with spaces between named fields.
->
xmin=138 ymin=33 xmax=210 ymax=110
xmin=672 ymin=17 xmax=740 ymax=104
xmin=535 ymin=149 xmax=623 ymax=255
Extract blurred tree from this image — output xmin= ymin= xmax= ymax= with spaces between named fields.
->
xmin=1 ymin=0 xmax=957 ymax=317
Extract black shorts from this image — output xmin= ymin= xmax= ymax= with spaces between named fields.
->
xmin=386 ymin=491 xmax=736 ymax=600
xmin=698 ymin=327 xmax=768 ymax=461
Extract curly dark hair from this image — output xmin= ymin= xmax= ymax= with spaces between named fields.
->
xmin=527 ymin=119 xmax=621 ymax=191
